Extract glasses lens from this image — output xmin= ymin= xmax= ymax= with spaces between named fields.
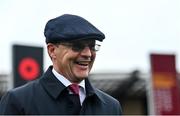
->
xmin=72 ymin=43 xmax=85 ymax=52
xmin=60 ymin=41 xmax=101 ymax=52
xmin=94 ymin=44 xmax=101 ymax=51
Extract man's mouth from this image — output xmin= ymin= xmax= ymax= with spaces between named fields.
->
xmin=75 ymin=60 xmax=90 ymax=66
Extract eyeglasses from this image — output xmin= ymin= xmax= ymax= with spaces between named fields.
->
xmin=57 ymin=41 xmax=101 ymax=52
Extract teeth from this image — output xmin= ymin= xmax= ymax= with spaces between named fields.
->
xmin=76 ymin=61 xmax=89 ymax=66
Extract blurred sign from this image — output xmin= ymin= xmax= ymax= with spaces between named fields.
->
xmin=150 ymin=54 xmax=180 ymax=115
xmin=12 ymin=44 xmax=43 ymax=88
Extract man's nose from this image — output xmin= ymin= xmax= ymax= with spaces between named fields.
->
xmin=80 ymin=46 xmax=92 ymax=57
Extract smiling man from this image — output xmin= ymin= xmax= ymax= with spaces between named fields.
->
xmin=49 ymin=39 xmax=97 ymax=83
xmin=0 ymin=14 xmax=122 ymax=115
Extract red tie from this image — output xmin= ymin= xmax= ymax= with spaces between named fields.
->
xmin=68 ymin=84 xmax=81 ymax=114
xmin=69 ymin=84 xmax=80 ymax=95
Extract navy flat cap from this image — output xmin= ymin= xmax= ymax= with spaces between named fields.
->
xmin=44 ymin=14 xmax=105 ymax=43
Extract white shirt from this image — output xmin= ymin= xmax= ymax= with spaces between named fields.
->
xmin=52 ymin=68 xmax=86 ymax=105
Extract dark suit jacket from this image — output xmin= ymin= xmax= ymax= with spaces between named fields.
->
xmin=0 ymin=66 xmax=122 ymax=115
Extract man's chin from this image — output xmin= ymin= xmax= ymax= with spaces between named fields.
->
xmin=75 ymin=73 xmax=89 ymax=79
xmin=72 ymin=75 xmax=87 ymax=83
xmin=74 ymin=68 xmax=89 ymax=75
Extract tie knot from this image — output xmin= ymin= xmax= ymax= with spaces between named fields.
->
xmin=69 ymin=84 xmax=80 ymax=95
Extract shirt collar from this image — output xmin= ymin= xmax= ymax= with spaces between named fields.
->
xmin=52 ymin=68 xmax=85 ymax=90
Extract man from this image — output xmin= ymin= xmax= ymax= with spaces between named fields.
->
xmin=0 ymin=14 xmax=122 ymax=115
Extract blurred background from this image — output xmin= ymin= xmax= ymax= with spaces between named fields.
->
xmin=0 ymin=0 xmax=180 ymax=115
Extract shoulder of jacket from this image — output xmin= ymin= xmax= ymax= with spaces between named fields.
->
xmin=94 ymin=88 xmax=122 ymax=113
xmin=9 ymin=79 xmax=40 ymax=97
xmin=94 ymin=88 xmax=119 ymax=104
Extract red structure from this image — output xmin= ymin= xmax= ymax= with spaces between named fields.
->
xmin=150 ymin=54 xmax=180 ymax=115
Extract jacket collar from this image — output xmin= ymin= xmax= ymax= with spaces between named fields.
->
xmin=40 ymin=66 xmax=66 ymax=99
xmin=85 ymin=78 xmax=106 ymax=104
xmin=40 ymin=66 xmax=105 ymax=103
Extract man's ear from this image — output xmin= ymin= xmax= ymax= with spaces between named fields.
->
xmin=47 ymin=43 xmax=56 ymax=59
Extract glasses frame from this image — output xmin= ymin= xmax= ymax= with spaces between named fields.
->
xmin=55 ymin=40 xmax=101 ymax=52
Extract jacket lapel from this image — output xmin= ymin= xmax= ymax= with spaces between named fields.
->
xmin=39 ymin=66 xmax=66 ymax=99
xmin=85 ymin=78 xmax=106 ymax=104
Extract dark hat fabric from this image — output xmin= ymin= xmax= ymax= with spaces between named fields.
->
xmin=44 ymin=14 xmax=105 ymax=43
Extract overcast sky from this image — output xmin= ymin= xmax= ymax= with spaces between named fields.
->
xmin=0 ymin=0 xmax=180 ymax=74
